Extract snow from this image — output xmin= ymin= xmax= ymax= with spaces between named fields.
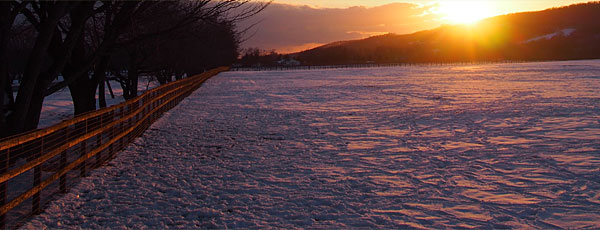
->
xmin=23 ymin=60 xmax=600 ymax=229
xmin=523 ymin=28 xmax=576 ymax=43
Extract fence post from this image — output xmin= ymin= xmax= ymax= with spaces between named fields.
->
xmin=0 ymin=148 xmax=8 ymax=229
xmin=144 ymin=101 xmax=149 ymax=129
xmin=32 ymin=139 xmax=42 ymax=215
xmin=109 ymin=129 xmax=114 ymax=159
xmin=96 ymin=116 xmax=103 ymax=167
xmin=122 ymin=105 xmax=128 ymax=149
xmin=80 ymin=119 xmax=88 ymax=176
xmin=111 ymin=110 xmax=118 ymax=159
xmin=80 ymin=141 xmax=86 ymax=177
xmin=59 ymin=128 xmax=68 ymax=193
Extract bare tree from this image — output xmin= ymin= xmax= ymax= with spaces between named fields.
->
xmin=0 ymin=1 xmax=27 ymax=134
xmin=0 ymin=0 xmax=270 ymax=138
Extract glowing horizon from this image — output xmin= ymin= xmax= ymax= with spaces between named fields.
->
xmin=275 ymin=0 xmax=592 ymax=25
xmin=241 ymin=0 xmax=595 ymax=53
xmin=435 ymin=1 xmax=494 ymax=24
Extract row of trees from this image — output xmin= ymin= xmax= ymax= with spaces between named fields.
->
xmin=238 ymin=48 xmax=281 ymax=67
xmin=0 ymin=1 xmax=269 ymax=138
xmin=237 ymin=48 xmax=306 ymax=67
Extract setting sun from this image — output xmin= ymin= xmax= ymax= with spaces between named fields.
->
xmin=436 ymin=1 xmax=495 ymax=24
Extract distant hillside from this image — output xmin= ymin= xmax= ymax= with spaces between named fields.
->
xmin=295 ymin=2 xmax=600 ymax=65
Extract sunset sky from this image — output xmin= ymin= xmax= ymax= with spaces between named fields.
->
xmin=241 ymin=0 xmax=591 ymax=53
xmin=276 ymin=0 xmax=589 ymax=10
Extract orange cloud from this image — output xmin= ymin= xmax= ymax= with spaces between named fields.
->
xmin=238 ymin=3 xmax=439 ymax=53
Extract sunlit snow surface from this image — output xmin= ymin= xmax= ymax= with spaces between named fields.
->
xmin=25 ymin=60 xmax=600 ymax=229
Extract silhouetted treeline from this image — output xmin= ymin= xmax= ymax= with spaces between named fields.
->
xmin=0 ymin=1 xmax=269 ymax=138
xmin=237 ymin=48 xmax=299 ymax=67
xmin=296 ymin=2 xmax=600 ymax=65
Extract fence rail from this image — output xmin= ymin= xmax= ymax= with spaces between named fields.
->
xmin=0 ymin=67 xmax=228 ymax=229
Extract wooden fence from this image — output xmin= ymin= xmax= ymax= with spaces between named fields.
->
xmin=0 ymin=67 xmax=228 ymax=229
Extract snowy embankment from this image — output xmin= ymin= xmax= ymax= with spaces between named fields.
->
xmin=523 ymin=28 xmax=576 ymax=43
xmin=24 ymin=60 xmax=600 ymax=229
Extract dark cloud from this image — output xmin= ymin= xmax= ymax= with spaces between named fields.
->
xmin=238 ymin=3 xmax=440 ymax=53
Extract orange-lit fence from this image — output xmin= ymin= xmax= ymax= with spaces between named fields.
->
xmin=0 ymin=67 xmax=228 ymax=229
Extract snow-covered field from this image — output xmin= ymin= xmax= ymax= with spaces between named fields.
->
xmin=24 ymin=60 xmax=600 ymax=229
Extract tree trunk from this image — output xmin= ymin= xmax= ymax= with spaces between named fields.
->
xmin=123 ymin=64 xmax=139 ymax=100
xmin=156 ymin=72 xmax=168 ymax=85
xmin=175 ymin=71 xmax=184 ymax=80
xmin=0 ymin=72 xmax=8 ymax=137
xmin=98 ymin=80 xmax=106 ymax=109
xmin=7 ymin=2 xmax=68 ymax=136
xmin=0 ymin=2 xmax=11 ymax=137
xmin=68 ymin=74 xmax=97 ymax=115
xmin=130 ymin=72 xmax=139 ymax=99
xmin=63 ymin=14 xmax=104 ymax=117
xmin=22 ymin=75 xmax=52 ymax=131
xmin=66 ymin=43 xmax=95 ymax=115
xmin=106 ymin=78 xmax=115 ymax=99
xmin=94 ymin=57 xmax=110 ymax=108
xmin=1 ymin=1 xmax=28 ymax=137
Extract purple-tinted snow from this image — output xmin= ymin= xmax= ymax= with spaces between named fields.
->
xmin=24 ymin=60 xmax=600 ymax=229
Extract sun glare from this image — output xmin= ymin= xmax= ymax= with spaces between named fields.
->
xmin=436 ymin=1 xmax=495 ymax=25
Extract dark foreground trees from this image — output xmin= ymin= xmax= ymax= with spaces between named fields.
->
xmin=0 ymin=1 xmax=269 ymax=138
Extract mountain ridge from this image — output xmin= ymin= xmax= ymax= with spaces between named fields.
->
xmin=294 ymin=2 xmax=600 ymax=65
